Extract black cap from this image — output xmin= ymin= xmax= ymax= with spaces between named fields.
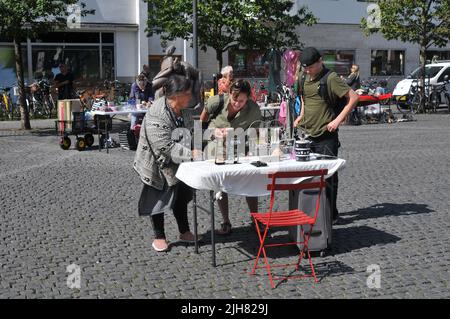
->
xmin=300 ymin=47 xmax=322 ymax=67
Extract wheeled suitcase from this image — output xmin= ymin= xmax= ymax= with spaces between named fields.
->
xmin=288 ymin=179 xmax=332 ymax=255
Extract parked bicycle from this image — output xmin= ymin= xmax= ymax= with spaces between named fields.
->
xmin=0 ymin=86 xmax=19 ymax=120
xmin=428 ymin=75 xmax=450 ymax=113
xmin=28 ymin=79 xmax=56 ymax=118
xmin=396 ymin=79 xmax=422 ymax=114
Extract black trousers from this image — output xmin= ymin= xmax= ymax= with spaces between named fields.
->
xmin=151 ymin=182 xmax=192 ymax=239
xmin=309 ymin=131 xmax=340 ymax=220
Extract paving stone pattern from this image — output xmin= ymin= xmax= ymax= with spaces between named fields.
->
xmin=0 ymin=114 xmax=449 ymax=299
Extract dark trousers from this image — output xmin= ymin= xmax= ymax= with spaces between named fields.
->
xmin=151 ymin=182 xmax=192 ymax=239
xmin=309 ymin=131 xmax=340 ymax=220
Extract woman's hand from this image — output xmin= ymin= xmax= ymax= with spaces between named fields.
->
xmin=192 ymin=149 xmax=203 ymax=161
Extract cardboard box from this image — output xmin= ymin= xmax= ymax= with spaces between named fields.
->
xmin=57 ymin=99 xmax=82 ymax=131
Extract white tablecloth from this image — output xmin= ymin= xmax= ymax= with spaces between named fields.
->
xmin=176 ymin=156 xmax=346 ymax=197
xmin=90 ymin=110 xmax=147 ymax=116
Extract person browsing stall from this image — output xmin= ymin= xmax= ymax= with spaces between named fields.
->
xmin=53 ymin=63 xmax=75 ymax=100
xmin=129 ymin=74 xmax=155 ymax=132
xmin=293 ymin=47 xmax=359 ymax=223
xmin=342 ymin=64 xmax=361 ymax=91
xmin=199 ymin=79 xmax=261 ymax=235
xmin=217 ymin=66 xmax=234 ymax=95
xmin=134 ymin=74 xmax=201 ymax=252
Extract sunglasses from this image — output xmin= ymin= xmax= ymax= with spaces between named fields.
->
xmin=231 ymin=80 xmax=250 ymax=90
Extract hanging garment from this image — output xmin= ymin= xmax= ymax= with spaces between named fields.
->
xmin=278 ymin=100 xmax=287 ymax=125
xmin=283 ymin=49 xmax=300 ymax=86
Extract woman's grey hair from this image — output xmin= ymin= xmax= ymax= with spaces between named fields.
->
xmin=164 ymin=74 xmax=193 ymax=98
xmin=221 ymin=65 xmax=233 ymax=76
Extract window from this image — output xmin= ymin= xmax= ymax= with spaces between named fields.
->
xmin=30 ymin=32 xmax=115 ymax=84
xmin=0 ymin=32 xmax=115 ymax=87
xmin=0 ymin=46 xmax=28 ymax=87
xmin=31 ymin=32 xmax=100 ymax=44
xmin=371 ymin=50 xmax=405 ymax=76
xmin=228 ymin=49 xmax=268 ymax=78
xmin=437 ymin=67 xmax=450 ymax=83
xmin=320 ymin=50 xmax=355 ymax=76
xmin=426 ymin=51 xmax=450 ymax=63
xmin=409 ymin=66 xmax=443 ymax=79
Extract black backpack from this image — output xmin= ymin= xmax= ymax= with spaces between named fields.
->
xmin=299 ymin=68 xmax=348 ymax=117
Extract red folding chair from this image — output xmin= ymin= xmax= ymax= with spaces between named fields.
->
xmin=250 ymin=169 xmax=328 ymax=288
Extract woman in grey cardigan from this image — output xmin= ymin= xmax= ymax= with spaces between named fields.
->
xmin=134 ymin=74 xmax=200 ymax=252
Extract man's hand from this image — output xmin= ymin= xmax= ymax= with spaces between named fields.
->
xmin=293 ymin=116 xmax=302 ymax=127
xmin=327 ymin=118 xmax=342 ymax=132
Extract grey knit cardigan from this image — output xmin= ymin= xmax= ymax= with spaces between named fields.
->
xmin=133 ymin=97 xmax=192 ymax=190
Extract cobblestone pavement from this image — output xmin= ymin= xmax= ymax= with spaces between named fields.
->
xmin=0 ymin=114 xmax=449 ymax=299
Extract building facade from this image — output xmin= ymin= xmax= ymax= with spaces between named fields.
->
xmin=148 ymin=0 xmax=450 ymax=89
xmin=0 ymin=0 xmax=148 ymax=87
xmin=2 ymin=1 xmax=448 ymax=89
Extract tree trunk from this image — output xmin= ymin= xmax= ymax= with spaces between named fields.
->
xmin=14 ymin=36 xmax=31 ymax=130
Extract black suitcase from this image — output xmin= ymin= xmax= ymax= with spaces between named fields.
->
xmin=288 ymin=180 xmax=332 ymax=255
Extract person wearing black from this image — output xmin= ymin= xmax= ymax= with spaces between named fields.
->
xmin=343 ymin=64 xmax=361 ymax=91
xmin=294 ymin=47 xmax=359 ymax=223
xmin=53 ymin=63 xmax=75 ymax=100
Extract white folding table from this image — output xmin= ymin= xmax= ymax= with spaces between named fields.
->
xmin=176 ymin=156 xmax=346 ymax=266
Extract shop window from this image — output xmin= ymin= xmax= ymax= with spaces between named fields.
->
xmin=426 ymin=51 xmax=450 ymax=63
xmin=371 ymin=50 xmax=405 ymax=76
xmin=31 ymin=32 xmax=100 ymax=44
xmin=228 ymin=49 xmax=269 ymax=78
xmin=102 ymin=45 xmax=115 ymax=80
xmin=0 ymin=46 xmax=28 ymax=87
xmin=101 ymin=33 xmax=114 ymax=44
xmin=320 ymin=50 xmax=355 ymax=76
xmin=31 ymin=46 xmax=100 ymax=82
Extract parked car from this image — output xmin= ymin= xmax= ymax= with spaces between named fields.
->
xmin=393 ymin=61 xmax=450 ymax=96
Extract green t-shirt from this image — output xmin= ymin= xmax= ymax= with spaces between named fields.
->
xmin=205 ymin=94 xmax=262 ymax=130
xmin=297 ymin=70 xmax=350 ymax=137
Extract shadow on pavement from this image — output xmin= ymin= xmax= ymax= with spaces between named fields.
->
xmin=329 ymin=225 xmax=401 ymax=256
xmin=336 ymin=202 xmax=434 ymax=226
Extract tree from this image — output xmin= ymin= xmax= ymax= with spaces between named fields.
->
xmin=361 ymin=0 xmax=450 ymax=111
xmin=0 ymin=0 xmax=93 ymax=129
xmin=145 ymin=0 xmax=316 ymax=71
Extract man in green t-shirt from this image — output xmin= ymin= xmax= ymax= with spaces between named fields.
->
xmin=200 ymin=79 xmax=261 ymax=235
xmin=293 ymin=47 xmax=359 ymax=223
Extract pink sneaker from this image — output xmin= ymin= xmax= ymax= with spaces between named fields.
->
xmin=152 ymin=239 xmax=169 ymax=252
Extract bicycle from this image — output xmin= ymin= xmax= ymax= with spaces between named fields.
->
xmin=0 ymin=86 xmax=18 ymax=120
xmin=428 ymin=75 xmax=450 ymax=113
xmin=29 ymin=79 xmax=55 ymax=118
xmin=396 ymin=79 xmax=422 ymax=114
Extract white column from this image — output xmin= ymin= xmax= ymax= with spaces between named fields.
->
xmin=136 ymin=0 xmax=149 ymax=73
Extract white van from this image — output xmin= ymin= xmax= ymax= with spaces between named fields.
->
xmin=392 ymin=61 xmax=450 ymax=96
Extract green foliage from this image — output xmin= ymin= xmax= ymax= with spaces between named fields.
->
xmin=145 ymin=0 xmax=316 ymax=67
xmin=361 ymin=0 xmax=450 ymax=49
